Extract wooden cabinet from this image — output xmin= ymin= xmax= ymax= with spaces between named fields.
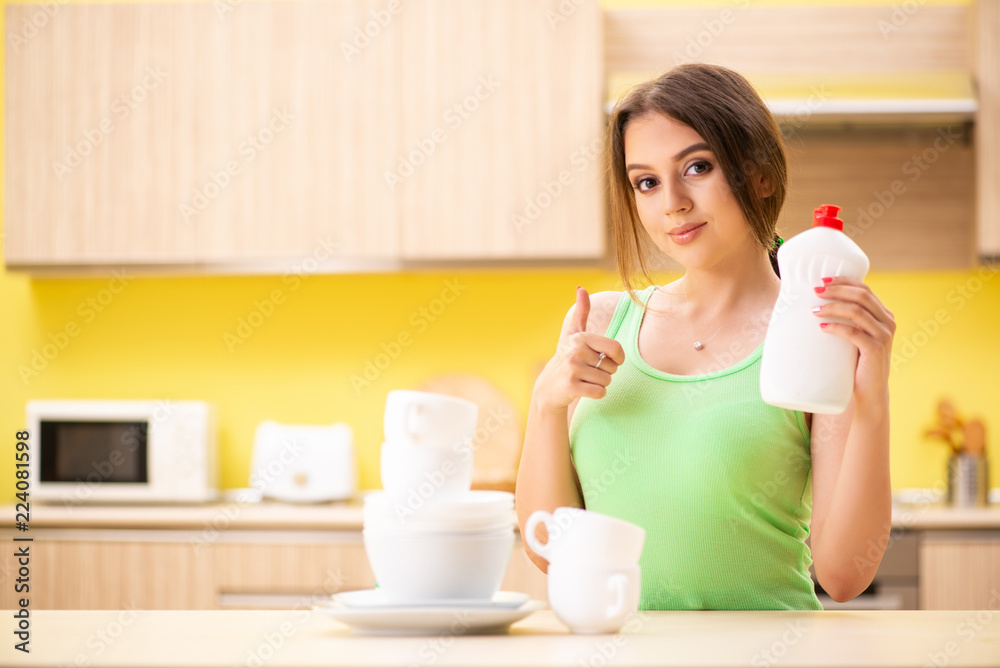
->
xmin=3 ymin=0 xmax=604 ymax=270
xmin=920 ymin=530 xmax=1000 ymax=610
xmin=975 ymin=0 xmax=1000 ymax=261
xmin=0 ymin=527 xmax=547 ymax=610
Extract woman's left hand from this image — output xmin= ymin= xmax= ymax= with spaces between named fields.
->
xmin=812 ymin=276 xmax=896 ymax=412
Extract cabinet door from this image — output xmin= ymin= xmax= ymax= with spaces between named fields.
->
xmin=4 ymin=2 xmax=400 ymax=267
xmin=5 ymin=0 xmax=604 ymax=270
xmin=0 ymin=538 xmax=213 ymax=609
xmin=393 ymin=0 xmax=605 ymax=260
xmin=920 ymin=531 xmax=1000 ymax=610
xmin=213 ymin=538 xmax=376 ymax=609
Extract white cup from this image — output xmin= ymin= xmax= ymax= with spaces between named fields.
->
xmin=380 ymin=439 xmax=473 ymax=503
xmin=384 ymin=390 xmax=479 ymax=448
xmin=548 ymin=563 xmax=641 ymax=634
xmin=524 ymin=507 xmax=645 ymax=567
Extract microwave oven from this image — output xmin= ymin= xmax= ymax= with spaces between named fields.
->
xmin=27 ymin=399 xmax=218 ymax=504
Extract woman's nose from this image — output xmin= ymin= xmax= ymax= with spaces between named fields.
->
xmin=660 ymin=179 xmax=691 ymax=216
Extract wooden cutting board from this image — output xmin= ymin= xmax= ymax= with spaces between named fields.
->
xmin=415 ymin=374 xmax=523 ymax=493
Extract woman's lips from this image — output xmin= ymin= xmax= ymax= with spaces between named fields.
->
xmin=668 ymin=222 xmax=706 ymax=245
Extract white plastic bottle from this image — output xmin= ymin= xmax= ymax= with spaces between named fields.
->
xmin=760 ymin=205 xmax=870 ymax=414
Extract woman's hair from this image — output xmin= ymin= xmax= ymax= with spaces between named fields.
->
xmin=606 ymin=63 xmax=788 ymax=305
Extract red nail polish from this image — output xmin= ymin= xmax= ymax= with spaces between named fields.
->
xmin=819 ymin=323 xmax=828 ymax=328
xmin=821 ymin=277 xmax=834 ymax=284
xmin=814 ymin=286 xmax=826 ymax=294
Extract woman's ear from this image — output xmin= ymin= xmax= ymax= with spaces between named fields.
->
xmin=756 ymin=172 xmax=775 ymax=199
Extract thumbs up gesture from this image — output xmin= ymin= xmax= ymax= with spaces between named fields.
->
xmin=533 ymin=287 xmax=626 ymax=412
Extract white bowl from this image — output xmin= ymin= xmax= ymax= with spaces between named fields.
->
xmin=363 ymin=529 xmax=514 ymax=603
xmin=363 ymin=490 xmax=515 ymax=534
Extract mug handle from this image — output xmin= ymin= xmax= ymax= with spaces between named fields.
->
xmin=524 ymin=510 xmax=554 ymax=562
xmin=606 ymin=574 xmax=627 ymax=618
xmin=405 ymin=404 xmax=423 ymax=441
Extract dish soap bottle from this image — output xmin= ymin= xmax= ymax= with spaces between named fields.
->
xmin=760 ymin=205 xmax=870 ymax=414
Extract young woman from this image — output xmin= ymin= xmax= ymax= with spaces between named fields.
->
xmin=515 ymin=64 xmax=895 ymax=610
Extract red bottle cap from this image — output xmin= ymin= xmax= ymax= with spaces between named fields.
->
xmin=813 ymin=204 xmax=843 ymax=231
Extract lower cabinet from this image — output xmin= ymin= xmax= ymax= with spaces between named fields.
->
xmin=920 ymin=530 xmax=1000 ymax=610
xmin=0 ymin=530 xmax=548 ymax=610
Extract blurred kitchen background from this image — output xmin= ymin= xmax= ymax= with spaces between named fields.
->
xmin=1 ymin=0 xmax=998 ymax=611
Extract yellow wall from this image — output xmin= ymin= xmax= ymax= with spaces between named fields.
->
xmin=2 ymin=0 xmax=996 ymax=503
xmin=4 ymin=261 xmax=999 ymax=500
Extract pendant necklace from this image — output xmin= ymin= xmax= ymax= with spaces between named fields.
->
xmin=692 ymin=325 xmax=722 ymax=351
xmin=656 ymin=284 xmax=723 ymax=351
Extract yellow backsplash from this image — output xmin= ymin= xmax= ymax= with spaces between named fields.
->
xmin=2 ymin=264 xmax=998 ymax=501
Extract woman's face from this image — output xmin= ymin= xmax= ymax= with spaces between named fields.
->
xmin=623 ymin=112 xmax=755 ymax=271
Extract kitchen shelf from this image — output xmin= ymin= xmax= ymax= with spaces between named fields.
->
xmin=604 ymin=70 xmax=978 ymax=124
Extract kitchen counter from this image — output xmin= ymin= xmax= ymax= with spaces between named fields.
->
xmin=10 ymin=498 xmax=1000 ymax=531
xmin=9 ymin=609 xmax=1000 ymax=668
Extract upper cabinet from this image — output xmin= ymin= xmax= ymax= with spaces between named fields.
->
xmin=3 ymin=0 xmax=605 ymax=271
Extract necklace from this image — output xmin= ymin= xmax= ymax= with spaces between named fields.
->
xmin=692 ymin=325 xmax=722 ymax=351
xmin=655 ymin=285 xmax=723 ymax=352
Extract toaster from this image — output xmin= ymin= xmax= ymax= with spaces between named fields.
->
xmin=249 ymin=420 xmax=357 ymax=502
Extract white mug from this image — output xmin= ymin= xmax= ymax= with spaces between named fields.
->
xmin=548 ymin=563 xmax=641 ymax=634
xmin=384 ymin=390 xmax=478 ymax=448
xmin=524 ymin=507 xmax=645 ymax=567
xmin=380 ymin=440 xmax=472 ymax=503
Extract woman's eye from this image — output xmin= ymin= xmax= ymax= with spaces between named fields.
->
xmin=634 ymin=177 xmax=657 ymax=192
xmin=686 ymin=160 xmax=712 ymax=176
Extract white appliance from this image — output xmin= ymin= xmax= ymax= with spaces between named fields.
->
xmin=250 ymin=420 xmax=356 ymax=502
xmin=27 ymin=399 xmax=217 ymax=504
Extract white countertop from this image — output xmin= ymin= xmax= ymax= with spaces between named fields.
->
xmin=9 ymin=609 xmax=1000 ymax=668
xmin=10 ymin=498 xmax=1000 ymax=532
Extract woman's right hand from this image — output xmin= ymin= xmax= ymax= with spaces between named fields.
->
xmin=533 ymin=287 xmax=625 ymax=412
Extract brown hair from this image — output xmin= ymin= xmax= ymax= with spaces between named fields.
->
xmin=606 ymin=63 xmax=788 ymax=307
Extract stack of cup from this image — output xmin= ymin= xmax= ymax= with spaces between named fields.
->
xmin=525 ymin=507 xmax=645 ymax=634
xmin=364 ymin=390 xmax=516 ymax=603
xmin=380 ymin=390 xmax=478 ymax=503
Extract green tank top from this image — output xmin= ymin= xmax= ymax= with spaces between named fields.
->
xmin=569 ymin=286 xmax=822 ymax=610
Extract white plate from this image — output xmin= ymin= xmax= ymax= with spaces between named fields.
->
xmin=332 ymin=589 xmax=530 ymax=610
xmin=313 ymin=596 xmax=544 ymax=636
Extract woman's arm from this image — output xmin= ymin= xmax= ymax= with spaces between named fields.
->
xmin=515 ymin=288 xmax=624 ymax=573
xmin=807 ymin=277 xmax=896 ymax=602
